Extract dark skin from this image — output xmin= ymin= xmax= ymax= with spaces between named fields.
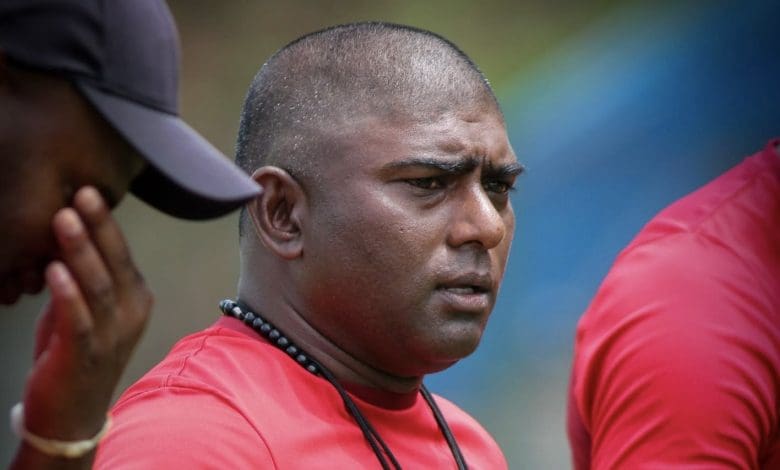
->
xmin=238 ymin=105 xmax=520 ymax=394
xmin=0 ymin=55 xmax=152 ymax=469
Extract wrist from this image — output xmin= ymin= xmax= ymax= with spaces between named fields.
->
xmin=10 ymin=402 xmax=112 ymax=459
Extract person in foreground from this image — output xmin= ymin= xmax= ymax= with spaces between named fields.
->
xmin=94 ymin=22 xmax=522 ymax=469
xmin=1 ymin=1 xmax=260 ymax=468
xmin=568 ymin=139 xmax=780 ymax=468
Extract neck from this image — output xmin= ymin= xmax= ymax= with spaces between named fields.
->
xmin=237 ymin=275 xmax=422 ymax=395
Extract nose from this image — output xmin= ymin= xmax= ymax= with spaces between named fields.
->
xmin=446 ymin=185 xmax=507 ymax=250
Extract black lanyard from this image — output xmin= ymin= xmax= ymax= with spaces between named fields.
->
xmin=220 ymin=299 xmax=468 ymax=470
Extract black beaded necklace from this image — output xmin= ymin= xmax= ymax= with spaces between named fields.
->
xmin=219 ymin=299 xmax=468 ymax=470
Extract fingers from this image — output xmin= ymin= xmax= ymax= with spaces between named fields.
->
xmin=42 ymin=261 xmax=92 ymax=352
xmin=33 ymin=261 xmax=93 ymax=370
xmin=70 ymin=187 xmax=152 ymax=334
xmin=72 ymin=187 xmax=142 ymax=292
xmin=23 ymin=262 xmax=112 ymax=441
xmin=48 ymin=186 xmax=152 ymax=355
xmin=52 ymin=207 xmax=116 ymax=331
xmin=32 ymin=302 xmax=55 ymax=361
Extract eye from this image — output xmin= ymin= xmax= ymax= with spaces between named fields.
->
xmin=483 ymin=179 xmax=515 ymax=194
xmin=406 ymin=177 xmax=447 ymax=190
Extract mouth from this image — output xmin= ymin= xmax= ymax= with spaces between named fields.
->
xmin=438 ymin=285 xmax=489 ymax=295
xmin=435 ymin=273 xmax=494 ymax=313
xmin=437 ymin=271 xmax=493 ymax=292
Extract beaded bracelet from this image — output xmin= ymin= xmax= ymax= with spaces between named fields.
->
xmin=10 ymin=403 xmax=112 ymax=458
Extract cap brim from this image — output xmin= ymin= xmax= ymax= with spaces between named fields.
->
xmin=76 ymin=83 xmax=261 ymax=220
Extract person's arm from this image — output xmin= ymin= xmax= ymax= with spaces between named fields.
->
xmin=10 ymin=187 xmax=152 ymax=469
xmin=572 ymin=235 xmax=776 ymax=469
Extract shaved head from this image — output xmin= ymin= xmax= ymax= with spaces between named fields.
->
xmin=235 ymin=22 xmax=501 ymax=235
xmin=237 ymin=22 xmax=499 ymax=173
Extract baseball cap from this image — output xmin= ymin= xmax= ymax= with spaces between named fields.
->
xmin=0 ymin=0 xmax=261 ymax=219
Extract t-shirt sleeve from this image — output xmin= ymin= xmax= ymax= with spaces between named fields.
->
xmin=94 ymin=380 xmax=276 ymax=469
xmin=570 ymin=233 xmax=778 ymax=469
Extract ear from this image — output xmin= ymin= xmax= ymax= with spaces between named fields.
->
xmin=246 ymin=166 xmax=306 ymax=260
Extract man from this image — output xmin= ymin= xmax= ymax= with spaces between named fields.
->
xmin=94 ymin=22 xmax=522 ymax=468
xmin=1 ymin=1 xmax=260 ymax=468
xmin=568 ymin=140 xmax=780 ymax=468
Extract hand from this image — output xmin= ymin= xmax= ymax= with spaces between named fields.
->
xmin=13 ymin=186 xmax=152 ymax=467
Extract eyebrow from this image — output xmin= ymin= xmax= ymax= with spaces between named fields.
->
xmin=484 ymin=161 xmax=525 ymax=179
xmin=381 ymin=156 xmax=480 ymax=175
xmin=380 ymin=156 xmax=525 ymax=179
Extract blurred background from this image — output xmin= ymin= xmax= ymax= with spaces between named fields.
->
xmin=2 ymin=0 xmax=778 ymax=467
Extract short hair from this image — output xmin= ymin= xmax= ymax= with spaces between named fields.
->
xmin=235 ymin=22 xmax=500 ymax=234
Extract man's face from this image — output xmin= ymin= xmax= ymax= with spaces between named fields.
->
xmin=298 ymin=105 xmax=520 ymax=377
xmin=0 ymin=68 xmax=142 ymax=304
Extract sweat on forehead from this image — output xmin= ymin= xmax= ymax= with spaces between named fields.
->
xmin=235 ymin=22 xmax=499 ymax=177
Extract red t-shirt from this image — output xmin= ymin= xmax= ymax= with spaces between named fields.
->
xmin=95 ymin=316 xmax=506 ymax=469
xmin=568 ymin=140 xmax=780 ymax=469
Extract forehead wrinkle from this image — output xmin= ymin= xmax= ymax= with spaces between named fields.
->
xmin=436 ymin=138 xmax=467 ymax=155
xmin=433 ymin=123 xmax=511 ymax=166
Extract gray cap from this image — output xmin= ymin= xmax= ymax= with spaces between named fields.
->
xmin=0 ymin=0 xmax=261 ymax=219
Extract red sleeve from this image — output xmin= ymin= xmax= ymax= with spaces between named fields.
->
xmin=94 ymin=380 xmax=276 ymax=469
xmin=570 ymin=233 xmax=778 ymax=469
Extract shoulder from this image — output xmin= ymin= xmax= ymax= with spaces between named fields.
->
xmin=569 ymin=148 xmax=780 ymax=467
xmin=118 ymin=321 xmax=297 ymax=402
xmin=94 ymin=325 xmax=282 ymax=468
xmin=576 ymin=224 xmax=770 ymax=352
xmin=95 ymin=375 xmax=276 ymax=468
xmin=570 ymin=230 xmax=780 ymax=467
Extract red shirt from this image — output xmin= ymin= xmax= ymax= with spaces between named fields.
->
xmin=95 ymin=316 xmax=507 ymax=469
xmin=568 ymin=140 xmax=780 ymax=469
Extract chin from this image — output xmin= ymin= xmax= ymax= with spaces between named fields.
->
xmin=391 ymin=340 xmax=479 ymax=377
xmin=422 ymin=331 xmax=484 ymax=374
xmin=445 ymin=336 xmax=482 ymax=361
